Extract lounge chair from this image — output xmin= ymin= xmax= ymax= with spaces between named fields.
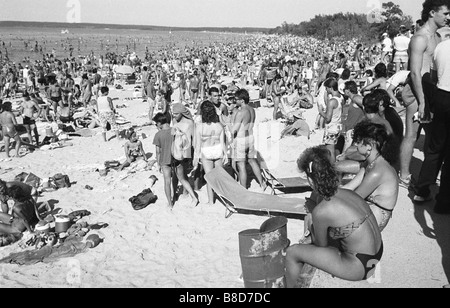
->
xmin=261 ymin=168 xmax=312 ymax=195
xmin=204 ymin=167 xmax=307 ymax=220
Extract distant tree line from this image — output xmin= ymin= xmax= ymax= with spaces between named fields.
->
xmin=270 ymin=2 xmax=414 ymax=42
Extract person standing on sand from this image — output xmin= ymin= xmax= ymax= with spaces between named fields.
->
xmin=171 ymin=103 xmax=199 ymax=208
xmin=20 ymin=92 xmax=41 ymax=146
xmin=81 ymin=73 xmax=92 ymax=108
xmin=231 ymin=89 xmax=266 ymax=191
xmin=398 ymin=0 xmax=450 ymax=194
xmin=95 ymin=86 xmax=120 ymax=142
xmin=153 ymin=113 xmax=174 ymax=208
xmin=0 ymin=101 xmax=22 ymax=158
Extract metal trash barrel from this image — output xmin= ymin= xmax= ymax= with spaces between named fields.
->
xmin=238 ymin=216 xmax=290 ymax=288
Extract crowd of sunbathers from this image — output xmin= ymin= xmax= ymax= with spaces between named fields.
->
xmin=1 ymin=0 xmax=450 ymax=288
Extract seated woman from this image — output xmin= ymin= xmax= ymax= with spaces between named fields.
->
xmin=285 ymin=146 xmax=383 ymax=287
xmin=119 ymin=128 xmax=148 ymax=171
xmin=0 ymin=179 xmax=40 ymax=235
xmin=194 ymin=100 xmax=227 ymax=205
xmin=341 ymin=121 xmax=399 ymax=232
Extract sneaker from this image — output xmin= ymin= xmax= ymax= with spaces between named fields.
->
xmin=398 ymin=173 xmax=411 ymax=189
xmin=413 ymin=194 xmax=433 ymax=203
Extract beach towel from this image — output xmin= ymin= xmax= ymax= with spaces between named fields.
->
xmin=14 ymin=172 xmax=42 ymax=189
xmin=0 ymin=237 xmax=94 ymax=266
xmin=204 ymin=167 xmax=306 ymax=219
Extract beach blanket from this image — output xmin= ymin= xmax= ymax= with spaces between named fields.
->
xmin=0 ymin=236 xmax=97 ymax=265
xmin=204 ymin=167 xmax=306 ymax=218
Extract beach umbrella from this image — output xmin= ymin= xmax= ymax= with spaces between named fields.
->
xmin=115 ymin=65 xmax=135 ymax=75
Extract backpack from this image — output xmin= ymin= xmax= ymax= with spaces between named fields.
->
xmin=51 ymin=173 xmax=71 ymax=189
xmin=171 ymin=128 xmax=190 ymax=161
xmin=129 ymin=188 xmax=158 ymax=211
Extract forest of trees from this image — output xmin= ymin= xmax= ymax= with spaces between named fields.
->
xmin=270 ymin=2 xmax=414 ymax=43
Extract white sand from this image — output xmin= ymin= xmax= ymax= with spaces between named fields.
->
xmin=0 ymin=82 xmax=449 ymax=288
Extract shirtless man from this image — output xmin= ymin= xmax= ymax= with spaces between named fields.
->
xmin=0 ymin=101 xmax=22 ymax=158
xmin=146 ymin=73 xmax=157 ymax=124
xmin=189 ymin=71 xmax=200 ymax=107
xmin=81 ymin=73 xmax=92 ymax=108
xmin=20 ymin=93 xmax=41 ymax=146
xmin=399 ymin=0 xmax=450 ymax=194
xmin=207 ymin=86 xmax=228 ymax=124
xmin=231 ymin=89 xmax=266 ymax=190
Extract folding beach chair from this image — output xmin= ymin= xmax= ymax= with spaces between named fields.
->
xmin=261 ymin=168 xmax=312 ymax=195
xmin=204 ymin=167 xmax=307 ymax=220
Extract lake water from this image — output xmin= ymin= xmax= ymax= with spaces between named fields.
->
xmin=0 ymin=26 xmax=247 ymax=63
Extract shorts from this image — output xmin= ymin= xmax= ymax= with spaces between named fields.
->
xmin=99 ymin=111 xmax=119 ymax=132
xmin=23 ymin=116 xmax=36 ymax=126
xmin=51 ymin=96 xmax=61 ymax=104
xmin=323 ymin=125 xmax=342 ymax=145
xmin=393 ymin=51 xmax=408 ymax=63
xmin=233 ymin=135 xmax=257 ymax=162
xmin=400 ymin=83 xmax=417 ymax=107
xmin=60 ymin=116 xmax=73 ymax=123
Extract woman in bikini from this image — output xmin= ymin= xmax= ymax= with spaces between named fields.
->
xmin=194 ymin=101 xmax=227 ymax=205
xmin=0 ymin=101 xmax=22 ymax=158
xmin=119 ymin=128 xmax=148 ymax=171
xmin=285 ymin=146 xmax=383 ymax=286
xmin=341 ymin=120 xmax=399 ymax=232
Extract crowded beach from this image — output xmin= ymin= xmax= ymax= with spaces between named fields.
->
xmin=1 ymin=0 xmax=450 ymax=288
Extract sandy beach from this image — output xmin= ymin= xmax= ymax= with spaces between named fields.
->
xmin=0 ymin=79 xmax=449 ymax=288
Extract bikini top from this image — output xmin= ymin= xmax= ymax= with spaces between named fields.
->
xmin=366 ymin=195 xmax=393 ymax=213
xmin=328 ymin=212 xmax=373 ymax=240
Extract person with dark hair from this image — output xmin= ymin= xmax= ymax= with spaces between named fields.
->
xmin=353 ymin=43 xmax=364 ymax=78
xmin=20 ymin=92 xmax=41 ymax=146
xmin=342 ymin=121 xmax=399 ymax=232
xmin=342 ymin=81 xmax=365 ymax=153
xmin=361 ymin=63 xmax=388 ymax=94
xmin=95 ymin=86 xmax=119 ymax=142
xmin=338 ymin=68 xmax=351 ymax=95
xmin=152 ymin=112 xmax=174 ymax=208
xmin=362 ymin=92 xmax=394 ymax=136
xmin=194 ymin=100 xmax=227 ymax=205
xmin=372 ymin=89 xmax=404 ymax=141
xmin=270 ymin=73 xmax=286 ymax=120
xmin=0 ymin=101 xmax=22 ymax=158
xmin=319 ymin=78 xmax=343 ymax=162
xmin=399 ymin=0 xmax=450 ymax=193
xmin=231 ymin=89 xmax=265 ymax=190
xmin=285 ymin=146 xmax=383 ymax=286
xmin=0 ymin=179 xmax=40 ymax=235
xmin=119 ymin=128 xmax=148 ymax=171
xmin=393 ymin=26 xmax=411 ymax=72
xmin=80 ymin=73 xmax=92 ymax=108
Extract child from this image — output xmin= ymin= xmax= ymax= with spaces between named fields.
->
xmin=152 ymin=113 xmax=173 ymax=208
xmin=119 ymin=128 xmax=148 ymax=171
xmin=96 ymin=86 xmax=120 ymax=142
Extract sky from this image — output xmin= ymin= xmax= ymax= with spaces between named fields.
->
xmin=0 ymin=0 xmax=424 ymax=28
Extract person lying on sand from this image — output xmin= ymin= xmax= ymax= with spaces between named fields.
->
xmin=0 ymin=179 xmax=40 ymax=235
xmin=119 ymin=128 xmax=148 ymax=171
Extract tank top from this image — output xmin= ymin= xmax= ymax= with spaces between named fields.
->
xmin=326 ymin=95 xmax=343 ymax=134
xmin=97 ymin=96 xmax=112 ymax=113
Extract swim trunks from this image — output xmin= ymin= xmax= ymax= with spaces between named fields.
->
xmin=233 ymin=135 xmax=257 ymax=162
xmin=23 ymin=116 xmax=36 ymax=126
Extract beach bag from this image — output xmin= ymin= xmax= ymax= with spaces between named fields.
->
xmin=14 ymin=172 xmax=41 ymax=189
xmin=129 ymin=188 xmax=158 ymax=211
xmin=171 ymin=128 xmax=190 ymax=161
xmin=51 ymin=173 xmax=71 ymax=189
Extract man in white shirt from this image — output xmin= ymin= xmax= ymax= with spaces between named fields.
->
xmin=393 ymin=26 xmax=411 ymax=72
xmin=381 ymin=33 xmax=392 ymax=64
xmin=425 ymin=28 xmax=450 ymax=214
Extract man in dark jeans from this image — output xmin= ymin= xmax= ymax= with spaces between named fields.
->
xmin=416 ymin=29 xmax=450 ymax=214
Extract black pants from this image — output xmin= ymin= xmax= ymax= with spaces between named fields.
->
xmin=415 ymin=89 xmax=450 ymax=207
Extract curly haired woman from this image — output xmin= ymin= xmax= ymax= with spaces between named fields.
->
xmin=285 ymin=146 xmax=383 ymax=287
